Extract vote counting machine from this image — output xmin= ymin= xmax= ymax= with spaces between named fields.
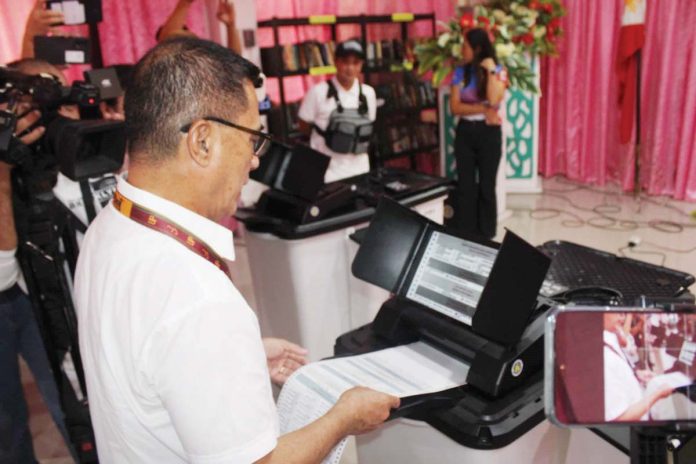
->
xmin=335 ymin=198 xmax=552 ymax=450
xmin=333 ymin=199 xmax=696 ymax=463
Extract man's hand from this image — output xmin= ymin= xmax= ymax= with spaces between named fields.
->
xmin=15 ymin=110 xmax=45 ymax=145
xmin=330 ymin=387 xmax=400 ymax=435
xmin=652 ymin=383 xmax=675 ymax=401
xmin=636 ymin=369 xmax=656 ymax=385
xmin=99 ymin=100 xmax=125 ymax=121
xmin=262 ymin=337 xmax=308 ymax=385
xmin=25 ymin=0 xmax=65 ymax=36
xmin=217 ymin=0 xmax=236 ymax=27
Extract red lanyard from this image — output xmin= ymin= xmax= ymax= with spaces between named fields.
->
xmin=112 ymin=190 xmax=231 ymax=279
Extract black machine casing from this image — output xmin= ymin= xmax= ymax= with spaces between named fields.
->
xmin=335 ymin=310 xmax=548 ymax=449
xmin=237 ymin=141 xmax=452 ymax=239
xmin=335 ymin=199 xmax=553 ymax=448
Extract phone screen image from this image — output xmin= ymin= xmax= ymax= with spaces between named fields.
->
xmin=551 ymin=310 xmax=696 ymax=425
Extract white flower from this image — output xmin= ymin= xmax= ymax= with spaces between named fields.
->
xmin=533 ymin=25 xmax=547 ymax=39
xmin=492 ymin=9 xmax=506 ymax=22
xmin=437 ymin=32 xmax=451 ymax=48
xmin=495 ymin=42 xmax=516 ymax=58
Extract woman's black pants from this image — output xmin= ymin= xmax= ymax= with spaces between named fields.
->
xmin=451 ymin=119 xmax=502 ymax=239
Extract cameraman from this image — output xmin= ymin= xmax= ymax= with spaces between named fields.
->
xmin=0 ymin=108 xmax=71 ymax=463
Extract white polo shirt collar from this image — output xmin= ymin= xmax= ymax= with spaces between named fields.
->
xmin=332 ymin=76 xmax=359 ymax=95
xmin=116 ymin=174 xmax=235 ymax=262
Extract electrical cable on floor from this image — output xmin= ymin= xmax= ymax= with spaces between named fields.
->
xmin=639 ymin=241 xmax=696 ymax=255
xmin=547 ymin=175 xmax=695 ymax=217
xmin=511 ymin=177 xmax=696 ymax=234
xmin=627 ymin=248 xmax=667 ymax=266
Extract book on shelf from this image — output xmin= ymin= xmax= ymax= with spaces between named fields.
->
xmin=363 ymin=39 xmax=421 ymax=69
xmin=261 ymin=41 xmax=336 ymax=76
xmin=380 ymin=122 xmax=438 ymax=157
xmin=375 ymin=79 xmax=436 ymax=111
xmin=366 ymin=42 xmax=375 ymax=67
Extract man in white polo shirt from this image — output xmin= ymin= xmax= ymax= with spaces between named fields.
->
xmin=298 ymin=39 xmax=377 ymax=182
xmin=74 ymin=38 xmax=398 ymax=463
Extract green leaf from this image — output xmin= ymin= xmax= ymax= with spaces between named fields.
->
xmin=432 ymin=65 xmax=452 ymax=87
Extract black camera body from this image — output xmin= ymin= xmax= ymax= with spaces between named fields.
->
xmin=0 ymin=67 xmax=125 ymax=181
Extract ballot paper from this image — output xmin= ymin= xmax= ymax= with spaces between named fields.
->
xmin=648 ymin=372 xmax=696 ymax=420
xmin=276 ymin=341 xmax=469 ymax=464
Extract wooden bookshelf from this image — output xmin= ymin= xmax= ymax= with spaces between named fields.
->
xmin=258 ymin=13 xmax=439 ymax=172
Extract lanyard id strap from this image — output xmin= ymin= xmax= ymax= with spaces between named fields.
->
xmin=112 ymin=190 xmax=231 ymax=279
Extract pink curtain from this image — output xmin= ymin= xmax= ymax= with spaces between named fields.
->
xmin=256 ymin=0 xmax=454 ymax=103
xmin=0 ymin=0 xmax=36 ymax=64
xmin=540 ymin=0 xmax=696 ymax=201
xmin=0 ymin=0 xmax=212 ymax=67
xmin=98 ymin=0 xmax=213 ymax=66
xmin=639 ymin=0 xmax=696 ymax=201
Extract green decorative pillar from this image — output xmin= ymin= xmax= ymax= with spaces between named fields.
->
xmin=502 ymin=57 xmax=542 ymax=193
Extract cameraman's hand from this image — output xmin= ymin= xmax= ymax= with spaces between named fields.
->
xmin=329 ymin=387 xmax=400 ymax=435
xmin=99 ymin=100 xmax=125 ymax=121
xmin=26 ymin=0 xmax=65 ymax=36
xmin=15 ymin=110 xmax=45 ymax=145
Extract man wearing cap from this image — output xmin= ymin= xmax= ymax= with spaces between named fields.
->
xmin=298 ymin=39 xmax=377 ymax=182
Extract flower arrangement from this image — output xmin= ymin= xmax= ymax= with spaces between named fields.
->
xmin=415 ymin=0 xmax=566 ymax=93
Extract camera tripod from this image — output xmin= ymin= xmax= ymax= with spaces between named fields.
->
xmin=14 ymin=171 xmax=113 ymax=463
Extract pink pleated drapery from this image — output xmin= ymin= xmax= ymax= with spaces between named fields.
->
xmin=0 ymin=0 xmax=213 ymax=67
xmin=539 ymin=0 xmax=696 ymax=201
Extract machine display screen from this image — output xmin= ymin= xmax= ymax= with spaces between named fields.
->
xmin=405 ymin=231 xmax=498 ymax=325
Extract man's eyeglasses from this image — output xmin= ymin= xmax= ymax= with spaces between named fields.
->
xmin=180 ymin=116 xmax=274 ymax=157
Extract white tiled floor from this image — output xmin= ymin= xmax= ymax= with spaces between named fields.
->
xmin=497 ymin=177 xmax=696 ymax=279
xmin=27 ymin=176 xmax=696 ymax=463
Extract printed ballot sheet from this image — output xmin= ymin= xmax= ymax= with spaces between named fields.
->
xmin=276 ymin=341 xmax=470 ymax=464
xmin=648 ymin=372 xmax=696 ymax=420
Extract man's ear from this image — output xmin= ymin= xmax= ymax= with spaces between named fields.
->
xmin=185 ymin=120 xmax=214 ymax=167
